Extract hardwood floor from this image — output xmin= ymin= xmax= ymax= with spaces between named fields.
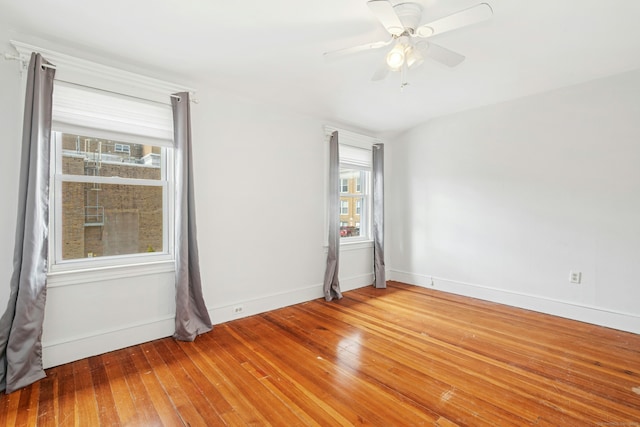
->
xmin=1 ymin=281 xmax=639 ymax=426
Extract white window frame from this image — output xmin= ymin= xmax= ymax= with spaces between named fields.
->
xmin=49 ymin=132 xmax=175 ymax=273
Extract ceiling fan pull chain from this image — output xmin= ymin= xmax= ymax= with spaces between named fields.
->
xmin=400 ymin=64 xmax=409 ymax=91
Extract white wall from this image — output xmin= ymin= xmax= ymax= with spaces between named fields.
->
xmin=0 ymin=36 xmax=374 ymax=368
xmin=0 ymin=37 xmax=23 ymax=316
xmin=190 ymin=89 xmax=375 ymax=323
xmin=388 ymin=69 xmax=640 ymax=333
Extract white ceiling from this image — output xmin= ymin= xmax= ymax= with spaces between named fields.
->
xmin=2 ymin=0 xmax=640 ymax=134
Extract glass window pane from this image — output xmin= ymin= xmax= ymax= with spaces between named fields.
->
xmin=339 ymin=196 xmax=363 ymax=238
xmin=61 ymin=182 xmax=163 ymax=260
xmin=61 ymin=133 xmax=162 ymax=179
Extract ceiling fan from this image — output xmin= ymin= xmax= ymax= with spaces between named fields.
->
xmin=324 ymin=0 xmax=493 ymax=89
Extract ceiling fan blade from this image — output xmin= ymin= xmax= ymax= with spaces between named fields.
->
xmin=415 ymin=3 xmax=493 ymax=38
xmin=367 ymin=0 xmax=405 ymax=36
xmin=323 ymin=39 xmax=393 ymax=62
xmin=420 ymin=42 xmax=465 ymax=67
xmin=371 ymin=61 xmax=391 ymax=81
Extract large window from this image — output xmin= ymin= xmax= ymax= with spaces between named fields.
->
xmin=53 ymin=133 xmax=168 ymax=262
xmin=50 ymin=82 xmax=174 ymax=270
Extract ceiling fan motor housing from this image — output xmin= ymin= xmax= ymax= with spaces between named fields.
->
xmin=393 ymin=2 xmax=423 ymax=33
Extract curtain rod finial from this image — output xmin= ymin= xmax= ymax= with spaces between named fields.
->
xmin=3 ymin=52 xmax=28 ymax=74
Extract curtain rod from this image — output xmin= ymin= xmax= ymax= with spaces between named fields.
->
xmin=3 ymin=52 xmax=198 ymax=105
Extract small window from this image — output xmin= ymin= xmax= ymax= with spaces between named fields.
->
xmin=114 ymin=143 xmax=131 ymax=154
xmin=340 ymin=200 xmax=349 ymax=215
xmin=325 ymin=126 xmax=377 ymax=243
xmin=340 ymin=178 xmax=349 ymax=193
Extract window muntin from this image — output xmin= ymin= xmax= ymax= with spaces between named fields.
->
xmin=52 ymin=132 xmax=171 ymax=266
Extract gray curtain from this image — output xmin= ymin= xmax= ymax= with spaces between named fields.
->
xmin=323 ymin=131 xmax=343 ymax=301
xmin=171 ymin=92 xmax=213 ymax=341
xmin=0 ymin=53 xmax=55 ymax=393
xmin=372 ymin=143 xmax=386 ymax=288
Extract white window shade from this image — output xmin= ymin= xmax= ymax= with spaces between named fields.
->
xmin=340 ymin=144 xmax=372 ymax=169
xmin=52 ymin=82 xmax=174 ymax=147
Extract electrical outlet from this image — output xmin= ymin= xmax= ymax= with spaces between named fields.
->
xmin=232 ymin=305 xmax=244 ymax=315
xmin=569 ymin=271 xmax=582 ymax=284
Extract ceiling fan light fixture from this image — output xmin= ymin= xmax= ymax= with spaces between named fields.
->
xmin=405 ymin=45 xmax=424 ymax=69
xmin=386 ymin=36 xmax=409 ymax=70
xmin=386 ymin=47 xmax=404 ymax=70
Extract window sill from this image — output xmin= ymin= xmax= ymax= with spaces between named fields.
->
xmin=323 ymin=239 xmax=373 ymax=252
xmin=47 ymin=259 xmax=175 ymax=288
xmin=341 ymin=239 xmax=373 ymax=251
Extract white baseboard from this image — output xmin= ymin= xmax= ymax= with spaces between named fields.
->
xmin=210 ymin=273 xmax=374 ymax=324
xmin=389 ymin=269 xmax=640 ymax=335
xmin=43 ymin=316 xmax=175 ymax=369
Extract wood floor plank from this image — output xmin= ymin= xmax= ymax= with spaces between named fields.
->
xmin=102 ymin=350 xmax=141 ymax=425
xmin=88 ymin=354 xmax=122 ymax=426
xmin=14 ymin=380 xmax=39 ymax=426
xmin=128 ymin=344 xmax=186 ymax=426
xmin=36 ymin=371 xmax=56 ymax=426
xmin=197 ymin=325 xmax=317 ymax=426
xmin=71 ymin=358 xmax=99 ymax=427
xmin=152 ymin=338 xmax=227 ymax=425
xmin=1 ymin=281 xmax=639 ymax=426
xmin=176 ymin=336 xmax=265 ymax=426
xmin=117 ymin=349 xmax=163 ymax=426
xmin=0 ymin=388 xmax=21 ymax=426
xmin=139 ymin=341 xmax=210 ymax=426
xmin=231 ymin=312 xmax=444 ymax=426
xmin=55 ymin=362 xmax=76 ymax=427
xmin=220 ymin=325 xmax=356 ymax=426
xmin=212 ymin=324 xmax=352 ymax=426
